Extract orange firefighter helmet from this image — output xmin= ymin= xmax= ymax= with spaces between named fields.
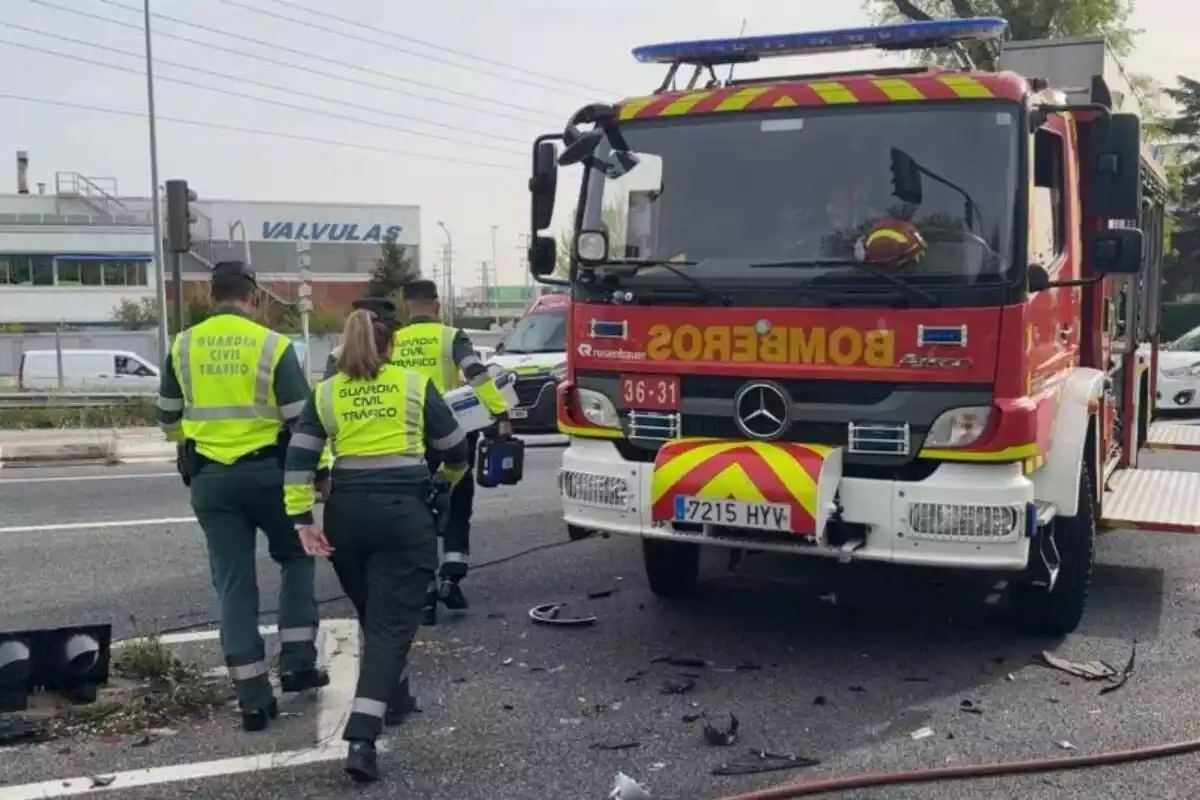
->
xmin=854 ymin=218 xmax=926 ymax=267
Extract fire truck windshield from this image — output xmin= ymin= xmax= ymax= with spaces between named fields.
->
xmin=577 ymin=104 xmax=1019 ymax=300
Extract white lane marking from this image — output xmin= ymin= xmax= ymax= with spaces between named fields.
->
xmin=316 ymin=618 xmax=360 ymax=744
xmin=0 ymin=517 xmax=197 ymax=535
xmin=0 ymin=747 xmax=345 ymax=798
xmin=0 ymin=472 xmax=175 ymax=486
xmin=0 ymin=618 xmax=362 ymax=798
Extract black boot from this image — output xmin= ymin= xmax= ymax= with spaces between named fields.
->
xmin=440 ymin=579 xmax=468 ymax=611
xmin=280 ymin=668 xmax=330 ymax=694
xmin=344 ymin=740 xmax=379 ymax=783
xmin=241 ymin=697 xmax=278 ymax=732
xmin=385 ymin=678 xmax=419 ymax=727
xmin=422 ymin=587 xmax=438 ymax=626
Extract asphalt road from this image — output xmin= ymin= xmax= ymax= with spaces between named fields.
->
xmin=4 ymin=448 xmax=1200 ymax=799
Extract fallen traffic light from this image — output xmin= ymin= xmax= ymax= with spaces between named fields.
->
xmin=0 ymin=624 xmax=112 ymax=710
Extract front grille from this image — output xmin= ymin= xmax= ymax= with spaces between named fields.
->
xmin=682 ymin=375 xmax=897 ymax=405
xmin=682 ymin=415 xmax=849 ymax=447
xmin=514 ymin=378 xmax=548 ymax=406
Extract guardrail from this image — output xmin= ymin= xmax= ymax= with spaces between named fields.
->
xmin=0 ymin=392 xmax=155 ymax=408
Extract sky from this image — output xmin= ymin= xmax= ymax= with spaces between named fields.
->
xmin=0 ymin=0 xmax=1196 ymax=290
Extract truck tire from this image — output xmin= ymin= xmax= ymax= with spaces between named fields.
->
xmin=642 ymin=538 xmax=700 ymax=597
xmin=1011 ymin=468 xmax=1095 ymax=636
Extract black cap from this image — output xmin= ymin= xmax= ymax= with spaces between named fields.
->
xmin=211 ymin=260 xmax=257 ymax=285
xmin=401 ymin=279 xmax=439 ymax=301
xmin=352 ymin=296 xmax=398 ymax=322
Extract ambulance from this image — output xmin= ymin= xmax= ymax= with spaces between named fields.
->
xmin=487 ymin=291 xmax=569 ymax=433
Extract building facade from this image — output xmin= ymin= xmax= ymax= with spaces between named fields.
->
xmin=0 ymin=159 xmax=419 ymax=328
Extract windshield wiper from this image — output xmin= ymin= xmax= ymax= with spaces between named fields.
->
xmin=748 ymin=257 xmax=940 ymax=306
xmin=589 ymin=259 xmax=729 ymax=305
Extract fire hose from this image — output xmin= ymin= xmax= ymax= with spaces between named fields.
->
xmin=712 ymin=735 xmax=1200 ymax=799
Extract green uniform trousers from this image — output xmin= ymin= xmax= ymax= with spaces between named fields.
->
xmin=190 ymin=456 xmax=319 ymax=712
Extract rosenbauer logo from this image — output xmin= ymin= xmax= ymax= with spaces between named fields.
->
xmin=577 ymin=343 xmax=647 ymax=361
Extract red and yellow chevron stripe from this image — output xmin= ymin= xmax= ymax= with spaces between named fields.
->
xmin=650 ymin=438 xmax=836 ymax=534
xmin=617 ymin=73 xmax=1024 ymax=122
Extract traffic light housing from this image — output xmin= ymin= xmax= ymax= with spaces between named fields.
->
xmin=0 ymin=624 xmax=112 ymax=711
xmin=165 ymin=179 xmax=197 ymax=253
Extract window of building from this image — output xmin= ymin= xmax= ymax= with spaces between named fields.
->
xmin=56 ymin=258 xmax=148 ymax=287
xmin=0 ymin=255 xmax=55 ymax=285
xmin=1031 ymin=126 xmax=1066 ymax=268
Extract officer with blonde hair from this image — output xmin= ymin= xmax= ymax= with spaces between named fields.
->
xmin=284 ymin=308 xmax=469 ymax=783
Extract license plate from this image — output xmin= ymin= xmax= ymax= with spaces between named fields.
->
xmin=618 ymin=374 xmax=680 ymax=410
xmin=509 ymin=408 xmax=529 ymax=419
xmin=673 ymin=496 xmax=791 ymax=531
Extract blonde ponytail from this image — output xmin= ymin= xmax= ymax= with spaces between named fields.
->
xmin=340 ymin=309 xmax=392 ymax=379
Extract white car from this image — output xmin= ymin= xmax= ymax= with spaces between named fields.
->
xmin=1152 ymin=325 xmax=1200 ymax=411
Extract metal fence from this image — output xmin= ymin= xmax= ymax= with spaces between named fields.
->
xmin=0 ymin=329 xmax=508 ymax=379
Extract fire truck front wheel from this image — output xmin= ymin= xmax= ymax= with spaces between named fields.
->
xmin=1010 ymin=468 xmax=1096 ymax=636
xmin=642 ymin=538 xmax=701 ymax=597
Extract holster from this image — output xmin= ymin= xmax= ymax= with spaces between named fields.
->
xmin=426 ymin=476 xmax=452 ymax=537
xmin=176 ymin=440 xmax=200 ymax=487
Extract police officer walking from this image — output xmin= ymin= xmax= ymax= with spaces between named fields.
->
xmin=393 ymin=279 xmax=511 ymax=624
xmin=284 ymin=308 xmax=469 ymax=783
xmin=155 ymin=261 xmax=327 ymax=732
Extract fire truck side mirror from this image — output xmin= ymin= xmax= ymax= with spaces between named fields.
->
xmin=528 ymin=235 xmax=557 ymax=277
xmin=1090 ymin=112 xmax=1142 ymax=221
xmin=889 ymin=148 xmax=923 ymax=206
xmin=1091 ymin=227 xmax=1144 ymax=276
xmin=530 ymin=141 xmax=559 ymax=231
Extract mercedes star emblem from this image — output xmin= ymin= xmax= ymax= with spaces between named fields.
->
xmin=734 ymin=381 xmax=791 ymax=440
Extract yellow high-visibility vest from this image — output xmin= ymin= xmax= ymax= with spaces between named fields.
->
xmin=172 ymin=314 xmax=291 ymax=464
xmin=391 ymin=322 xmax=458 ymax=392
xmin=315 ymin=365 xmax=430 ymax=462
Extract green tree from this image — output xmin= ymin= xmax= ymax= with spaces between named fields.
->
xmin=111 ymin=297 xmax=158 ymax=330
xmin=366 ymin=231 xmax=421 ymax=310
xmin=864 ymin=0 xmax=1139 ymax=69
xmin=1163 ymin=76 xmax=1200 ymax=299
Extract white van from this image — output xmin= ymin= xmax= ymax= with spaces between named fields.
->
xmin=18 ymin=349 xmax=160 ymax=392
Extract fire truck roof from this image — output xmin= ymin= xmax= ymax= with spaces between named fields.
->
xmin=632 ymin=17 xmax=1008 ymax=66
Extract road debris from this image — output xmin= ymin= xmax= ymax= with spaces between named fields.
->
xmin=591 ymin=740 xmax=641 ymax=751
xmin=624 ymin=669 xmax=649 ymax=684
xmin=849 ymin=685 xmax=867 ymax=693
xmin=1057 ymin=740 xmax=1076 ymax=750
xmin=1099 ymin=642 xmax=1137 ymax=696
xmin=529 ymin=602 xmax=598 ymax=627
xmin=910 ymin=727 xmax=935 ymax=740
xmin=587 ymin=587 xmax=616 ymax=599
xmin=682 ymin=713 xmax=703 ymax=723
xmin=711 ymin=749 xmax=821 ymax=776
xmin=652 ymin=656 xmax=708 ymax=669
xmin=1036 ymin=651 xmax=1117 ymax=681
xmin=959 ymin=700 xmax=983 ymax=715
xmin=660 ymin=678 xmax=696 ymax=695
xmin=610 ymin=771 xmax=653 ymax=799
xmin=813 ymin=696 xmax=828 ymax=706
xmin=90 ymin=776 xmax=116 ymax=788
xmin=702 ymin=713 xmax=739 ymax=746
xmin=0 ymin=716 xmax=40 ymax=747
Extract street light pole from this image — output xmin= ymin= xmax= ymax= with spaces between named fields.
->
xmin=143 ymin=0 xmax=168 ymax=361
xmin=436 ymin=220 xmax=453 ymax=325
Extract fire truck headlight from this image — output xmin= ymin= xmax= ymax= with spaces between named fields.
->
xmin=925 ymin=406 xmax=991 ymax=448
xmin=0 ymin=637 xmax=33 ymax=712
xmin=550 ymin=361 xmax=568 ymax=382
xmin=1163 ymin=361 xmax=1200 ymax=378
xmin=576 ymin=388 xmax=620 ymax=428
xmin=575 ymin=230 xmax=609 ymax=264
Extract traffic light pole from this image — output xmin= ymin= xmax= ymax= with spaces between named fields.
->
xmin=142 ymin=0 xmax=168 ymax=361
xmin=169 ymin=249 xmax=183 ymax=335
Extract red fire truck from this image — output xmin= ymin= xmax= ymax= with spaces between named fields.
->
xmin=525 ymin=18 xmax=1183 ymax=635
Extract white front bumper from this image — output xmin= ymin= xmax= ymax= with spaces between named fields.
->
xmin=560 ymin=438 xmax=1033 ymax=571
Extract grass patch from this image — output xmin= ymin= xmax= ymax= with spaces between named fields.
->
xmin=0 ymin=400 xmax=156 ymax=429
xmin=25 ymin=636 xmax=228 ymax=741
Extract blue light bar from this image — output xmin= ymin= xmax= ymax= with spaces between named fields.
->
xmin=632 ymin=17 xmax=1007 ymax=65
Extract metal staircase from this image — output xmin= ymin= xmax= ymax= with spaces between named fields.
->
xmin=54 ymin=171 xmax=130 ymax=219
